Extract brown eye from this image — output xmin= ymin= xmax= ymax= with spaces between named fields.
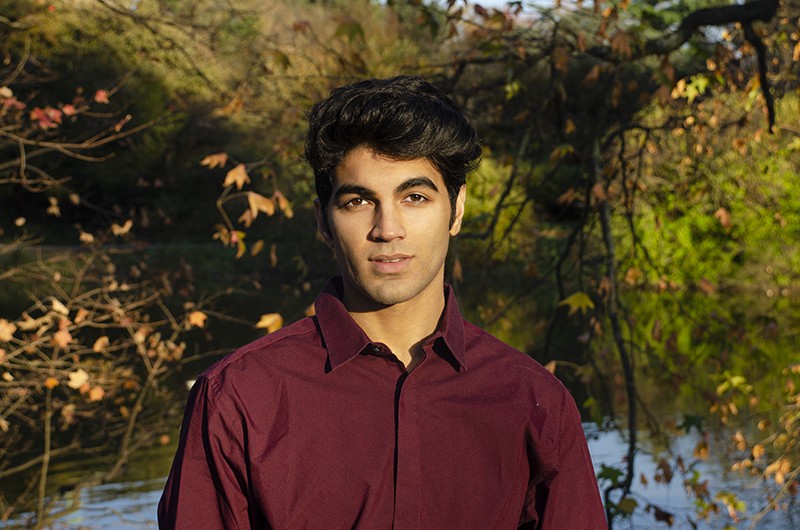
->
xmin=405 ymin=194 xmax=427 ymax=203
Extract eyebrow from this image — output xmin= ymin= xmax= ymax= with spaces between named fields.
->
xmin=333 ymin=177 xmax=440 ymax=200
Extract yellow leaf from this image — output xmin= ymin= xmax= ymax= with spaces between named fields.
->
xmin=112 ymin=219 xmax=134 ymax=236
xmin=251 ymin=239 xmax=265 ymax=257
xmin=564 ymin=118 xmax=576 ymax=135
xmin=304 ymin=304 xmax=316 ymax=317
xmin=544 ymin=361 xmax=557 ymax=373
xmin=0 ymin=319 xmax=16 ymax=342
xmin=67 ymin=368 xmax=89 ymax=389
xmin=188 ymin=311 xmax=208 ymax=328
xmin=52 ymin=298 xmax=69 ymax=316
xmin=247 ymin=192 xmax=276 ymax=219
xmin=44 ymin=377 xmax=59 ymax=389
xmin=558 ymin=292 xmax=595 ymax=316
xmin=200 ymin=152 xmax=228 ymax=169
xmin=224 ymin=164 xmax=250 ymax=190
xmin=256 ymin=313 xmax=283 ymax=333
xmin=88 ymin=386 xmax=105 ymax=402
xmin=93 ymin=336 xmax=110 ymax=353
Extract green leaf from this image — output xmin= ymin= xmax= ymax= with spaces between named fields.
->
xmin=558 ymin=292 xmax=595 ymax=316
xmin=598 ymin=464 xmax=624 ymax=486
xmin=616 ymin=496 xmax=638 ymax=515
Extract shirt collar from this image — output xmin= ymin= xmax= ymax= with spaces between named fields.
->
xmin=314 ymin=277 xmax=467 ymax=372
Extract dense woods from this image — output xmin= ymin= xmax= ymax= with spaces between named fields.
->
xmin=1 ymin=0 xmax=798 ymax=527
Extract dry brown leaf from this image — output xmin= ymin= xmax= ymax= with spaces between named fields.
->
xmin=552 ymin=46 xmax=570 ymax=74
xmin=256 ymin=313 xmax=283 ymax=333
xmin=224 ymin=164 xmax=250 ymax=190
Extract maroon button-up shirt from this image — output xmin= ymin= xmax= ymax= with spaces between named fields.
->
xmin=158 ymin=279 xmax=606 ymax=529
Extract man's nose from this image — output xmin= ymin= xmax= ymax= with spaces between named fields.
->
xmin=369 ymin=205 xmax=406 ymax=242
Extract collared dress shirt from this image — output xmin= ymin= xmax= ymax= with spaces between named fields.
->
xmin=158 ymin=278 xmax=606 ymax=529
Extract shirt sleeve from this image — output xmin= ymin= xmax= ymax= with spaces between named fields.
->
xmin=158 ymin=376 xmax=253 ymax=529
xmin=522 ymin=388 xmax=608 ymax=529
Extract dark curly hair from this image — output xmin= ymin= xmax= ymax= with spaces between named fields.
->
xmin=305 ymin=76 xmax=481 ymax=224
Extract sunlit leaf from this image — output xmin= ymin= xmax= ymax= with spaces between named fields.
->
xmin=224 ymin=164 xmax=250 ymax=190
xmin=247 ymin=192 xmax=276 ymax=218
xmin=558 ymin=292 xmax=595 ymax=316
xmin=93 ymin=336 xmax=110 ymax=353
xmin=94 ymin=89 xmax=110 ymax=104
xmin=251 ymin=239 xmax=265 ymax=257
xmin=88 ymin=386 xmax=105 ymax=402
xmin=112 ymin=219 xmax=134 ymax=236
xmin=188 ymin=311 xmax=208 ymax=328
xmin=256 ymin=313 xmax=283 ymax=333
xmin=0 ymin=319 xmax=16 ymax=342
xmin=67 ymin=368 xmax=89 ymax=389
xmin=200 ymin=152 xmax=228 ymax=169
xmin=53 ymin=328 xmax=73 ymax=349
xmin=269 ymin=243 xmax=278 ymax=267
xmin=544 ymin=360 xmax=557 ymax=373
xmin=44 ymin=377 xmax=59 ymax=389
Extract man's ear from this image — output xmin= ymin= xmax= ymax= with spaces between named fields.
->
xmin=449 ymin=185 xmax=467 ymax=237
xmin=314 ymin=198 xmax=334 ymax=247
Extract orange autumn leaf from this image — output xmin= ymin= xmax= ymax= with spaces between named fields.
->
xmin=0 ymin=319 xmax=16 ymax=342
xmin=88 ymin=386 xmax=105 ymax=402
xmin=54 ymin=328 xmax=73 ymax=349
xmin=223 ymin=164 xmax=250 ymax=190
xmin=93 ymin=336 xmax=110 ymax=353
xmin=44 ymin=377 xmax=59 ymax=389
xmin=188 ymin=311 xmax=208 ymax=328
xmin=94 ymin=89 xmax=110 ymax=104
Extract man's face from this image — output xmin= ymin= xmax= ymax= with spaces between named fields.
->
xmin=316 ymin=145 xmax=465 ymax=310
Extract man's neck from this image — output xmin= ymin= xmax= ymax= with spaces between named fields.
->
xmin=343 ymin=282 xmax=446 ymax=370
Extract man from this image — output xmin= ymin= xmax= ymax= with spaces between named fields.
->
xmin=158 ymin=76 xmax=606 ymax=529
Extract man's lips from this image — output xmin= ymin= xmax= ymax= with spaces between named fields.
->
xmin=369 ymin=254 xmax=412 ymax=273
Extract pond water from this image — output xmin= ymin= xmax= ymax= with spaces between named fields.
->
xmin=4 ymin=423 xmax=797 ymax=529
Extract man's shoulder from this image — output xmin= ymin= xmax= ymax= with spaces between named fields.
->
xmin=200 ymin=316 xmax=321 ymax=384
xmin=462 ymin=319 xmax=567 ymax=390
